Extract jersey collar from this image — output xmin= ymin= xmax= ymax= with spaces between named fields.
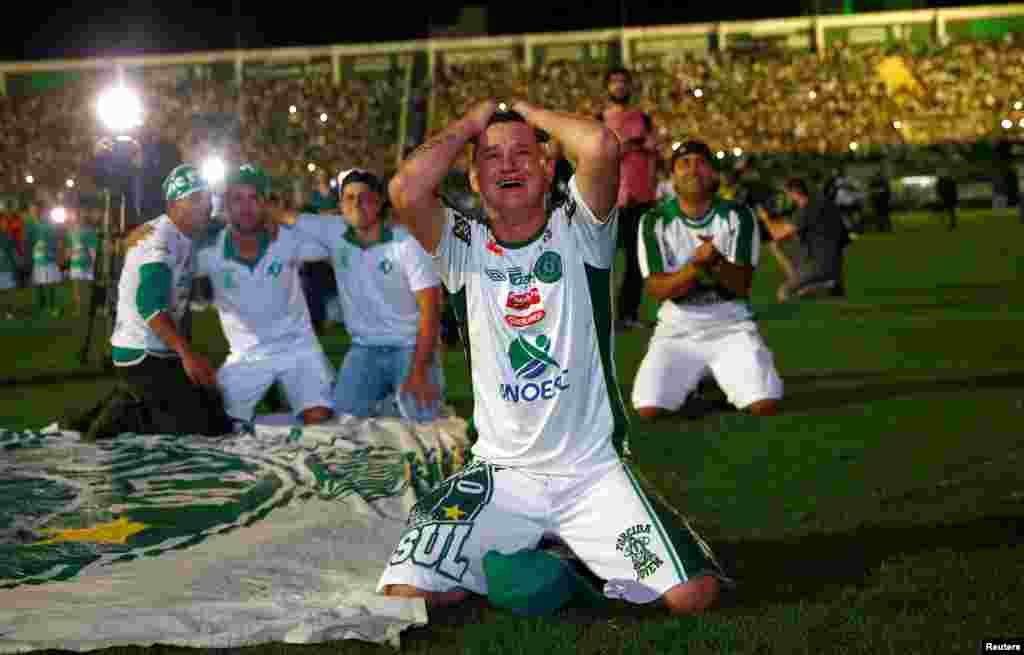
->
xmin=224 ymin=228 xmax=271 ymax=271
xmin=666 ymin=196 xmax=716 ymax=229
xmin=343 ymin=224 xmax=393 ymax=249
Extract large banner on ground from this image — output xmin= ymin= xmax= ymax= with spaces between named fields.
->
xmin=0 ymin=414 xmax=470 ymax=651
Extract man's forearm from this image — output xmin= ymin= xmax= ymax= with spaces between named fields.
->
xmin=647 ymin=263 xmax=708 ymax=303
xmin=147 ymin=311 xmax=193 ymax=358
xmin=410 ymin=313 xmax=439 ymax=377
xmin=392 ymin=117 xmax=480 ymax=212
xmin=511 ymin=101 xmax=615 ymax=169
xmin=706 ymin=258 xmax=752 ymax=298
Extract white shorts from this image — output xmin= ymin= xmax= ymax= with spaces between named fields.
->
xmin=68 ymin=269 xmax=94 ymax=281
xmin=0 ymin=272 xmax=15 ymax=290
xmin=376 ymin=460 xmax=725 ymax=601
xmin=32 ymin=264 xmax=62 ymax=285
xmin=217 ymin=343 xmax=335 ymax=421
xmin=632 ymin=323 xmax=783 ymax=411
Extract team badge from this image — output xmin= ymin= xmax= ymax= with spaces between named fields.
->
xmin=452 ymin=214 xmax=472 ymax=245
xmin=533 ymin=251 xmax=563 ymax=284
xmin=616 ymin=523 xmax=664 ymax=580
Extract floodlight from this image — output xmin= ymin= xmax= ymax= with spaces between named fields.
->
xmin=201 ymin=156 xmax=227 ymax=186
xmin=849 ymin=141 xmax=859 ymax=151
xmin=732 ymin=147 xmax=743 ymax=157
xmin=1001 ymin=119 xmax=1013 ymax=129
xmin=66 ymin=178 xmax=75 ymax=188
xmin=808 ymin=91 xmax=817 ymax=100
xmin=50 ymin=207 xmax=67 ymax=224
xmin=716 ymin=151 xmax=725 ymax=160
xmin=289 ymin=105 xmax=297 ymax=114
xmin=96 ymin=85 xmax=143 ymax=134
xmin=25 ymin=174 xmax=34 ymax=184
xmin=307 ymin=163 xmax=317 ymax=172
xmin=319 ymin=113 xmax=328 ymax=123
xmin=693 ymin=88 xmax=703 ymax=98
xmin=893 ymin=120 xmax=903 ymax=129
xmin=1015 ymin=101 xmax=1022 ymax=111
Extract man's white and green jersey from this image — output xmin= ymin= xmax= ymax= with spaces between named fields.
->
xmin=64 ymin=226 xmax=98 ymax=275
xmin=110 ymin=215 xmax=196 ymax=366
xmin=291 ymin=216 xmax=440 ymax=347
xmin=435 ymin=176 xmax=628 ymax=475
xmin=196 ymin=225 xmax=328 ymax=361
xmin=29 ymin=220 xmax=58 ymax=267
xmin=638 ymin=195 xmax=759 ymax=338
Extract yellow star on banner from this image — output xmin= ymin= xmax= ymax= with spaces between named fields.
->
xmin=442 ymin=505 xmax=466 ymax=520
xmin=33 ymin=517 xmax=149 ymax=546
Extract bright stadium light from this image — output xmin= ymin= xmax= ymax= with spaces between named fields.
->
xmin=66 ymin=178 xmax=75 ymax=188
xmin=319 ymin=113 xmax=328 ymax=123
xmin=893 ymin=120 xmax=903 ymax=129
xmin=716 ymin=150 xmax=725 ymax=160
xmin=1015 ymin=101 xmax=1023 ymax=111
xmin=289 ymin=105 xmax=297 ymax=114
xmin=25 ymin=174 xmax=34 ymax=184
xmin=1002 ymin=119 xmax=1013 ymax=129
xmin=1019 ymin=118 xmax=1024 ymax=128
xmin=849 ymin=141 xmax=859 ymax=151
xmin=671 ymin=141 xmax=682 ymax=151
xmin=693 ymin=88 xmax=704 ymax=98
xmin=808 ymin=90 xmax=817 ymax=100
xmin=732 ymin=147 xmax=743 ymax=157
xmin=498 ymin=102 xmax=509 ymax=112
xmin=307 ymin=162 xmax=317 ymax=173
xmin=96 ymin=84 xmax=143 ymax=134
xmin=50 ymin=206 xmax=67 ymax=224
xmin=329 ymin=179 xmax=337 ymax=189
xmin=201 ymin=156 xmax=227 ymax=186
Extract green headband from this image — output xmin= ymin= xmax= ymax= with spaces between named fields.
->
xmin=227 ymin=163 xmax=272 ymax=198
xmin=163 ymin=164 xmax=209 ymax=203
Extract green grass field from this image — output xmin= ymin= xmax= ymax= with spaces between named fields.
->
xmin=2 ymin=208 xmax=1022 ymax=654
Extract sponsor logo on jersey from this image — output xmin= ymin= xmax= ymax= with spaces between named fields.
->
xmin=616 ymin=523 xmax=664 ymax=580
xmin=533 ymin=251 xmax=563 ymax=284
xmin=505 ymin=310 xmax=545 ymax=328
xmin=486 ymin=239 xmax=504 ymax=256
xmin=484 ymin=266 xmax=533 ymax=287
xmin=499 ymin=334 xmax=569 ymax=402
xmin=505 ymin=287 xmax=540 ymax=310
xmin=485 ymin=268 xmax=507 ymax=282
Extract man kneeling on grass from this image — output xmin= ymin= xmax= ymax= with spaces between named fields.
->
xmin=632 ymin=141 xmax=783 ymax=420
xmin=67 ymin=165 xmax=234 ymax=440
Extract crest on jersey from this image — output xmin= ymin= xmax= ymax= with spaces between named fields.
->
xmin=452 ymin=214 xmax=472 ymax=246
xmin=533 ymin=251 xmax=562 ymax=284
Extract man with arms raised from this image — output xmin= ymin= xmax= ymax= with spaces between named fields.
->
xmin=378 ymin=101 xmax=725 ymax=614
xmin=195 ymin=163 xmax=334 ymax=429
xmin=633 ymin=141 xmax=783 ymax=419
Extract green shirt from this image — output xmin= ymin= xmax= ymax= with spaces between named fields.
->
xmin=26 ymin=217 xmax=58 ymax=267
xmin=65 ymin=226 xmax=99 ymax=272
xmin=0 ymin=233 xmax=17 ymax=274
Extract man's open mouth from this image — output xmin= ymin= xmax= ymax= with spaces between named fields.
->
xmin=497 ymin=179 xmax=525 ymax=189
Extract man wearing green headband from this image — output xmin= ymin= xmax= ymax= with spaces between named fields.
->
xmin=192 ymin=163 xmax=335 ymax=429
xmin=87 ymin=163 xmax=233 ymax=439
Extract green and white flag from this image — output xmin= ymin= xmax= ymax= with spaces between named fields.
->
xmin=0 ymin=413 xmax=470 ymax=650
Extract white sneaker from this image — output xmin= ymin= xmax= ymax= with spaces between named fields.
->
xmin=603 ymin=578 xmax=660 ymax=604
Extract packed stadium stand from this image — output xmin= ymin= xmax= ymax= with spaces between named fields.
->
xmin=0 ymin=4 xmax=1022 ymax=208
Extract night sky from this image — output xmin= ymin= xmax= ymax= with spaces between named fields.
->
xmin=6 ymin=1 xmax=816 ymax=62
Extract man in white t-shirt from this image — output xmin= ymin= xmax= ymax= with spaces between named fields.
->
xmin=195 ymin=163 xmax=335 ymax=428
xmin=376 ymin=101 xmax=727 ymax=616
xmin=633 ymin=141 xmax=783 ymax=419
xmin=285 ymin=169 xmax=444 ymax=422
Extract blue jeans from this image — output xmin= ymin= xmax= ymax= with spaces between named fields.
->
xmin=335 ymin=344 xmax=445 ymax=421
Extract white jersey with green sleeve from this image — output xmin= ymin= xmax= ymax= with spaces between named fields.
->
xmin=291 ymin=216 xmax=440 ymax=347
xmin=638 ymin=196 xmax=760 ymax=338
xmin=435 ymin=176 xmax=628 ymax=475
xmin=195 ymin=225 xmax=328 ymax=362
xmin=65 ymin=226 xmax=98 ymax=274
xmin=110 ymin=215 xmax=195 ymax=366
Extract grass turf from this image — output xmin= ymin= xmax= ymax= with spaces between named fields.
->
xmin=1 ymin=207 xmax=1021 ymax=654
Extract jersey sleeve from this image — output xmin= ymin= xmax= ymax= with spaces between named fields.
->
xmin=637 ymin=208 xmax=665 ymax=278
xmin=400 ymin=235 xmax=441 ymax=293
xmin=434 ymin=207 xmax=474 ymax=293
xmin=291 ymin=213 xmax=343 ymax=253
xmin=717 ymin=204 xmax=759 ymax=268
xmin=125 ymin=223 xmax=177 ymax=321
xmin=566 ymin=175 xmax=617 ymax=269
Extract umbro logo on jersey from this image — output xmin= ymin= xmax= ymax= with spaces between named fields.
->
xmin=485 ymin=268 xmax=506 ymax=282
xmin=485 ymin=266 xmax=532 ymax=286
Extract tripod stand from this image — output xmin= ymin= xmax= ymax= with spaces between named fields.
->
xmin=79 ymin=189 xmax=126 ymax=367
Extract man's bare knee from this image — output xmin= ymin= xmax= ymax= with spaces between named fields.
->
xmin=661 ymin=575 xmax=720 ymax=615
xmin=302 ymin=406 xmax=333 ymax=425
xmin=744 ymin=399 xmax=779 ymax=416
xmin=635 ymin=406 xmax=667 ymax=420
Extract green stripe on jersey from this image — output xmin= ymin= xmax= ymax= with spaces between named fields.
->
xmin=734 ymin=204 xmax=755 ymax=266
xmin=137 ymin=262 xmax=172 ymax=320
xmin=584 ymin=263 xmax=630 ymax=458
xmin=640 ymin=212 xmax=665 ymax=275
